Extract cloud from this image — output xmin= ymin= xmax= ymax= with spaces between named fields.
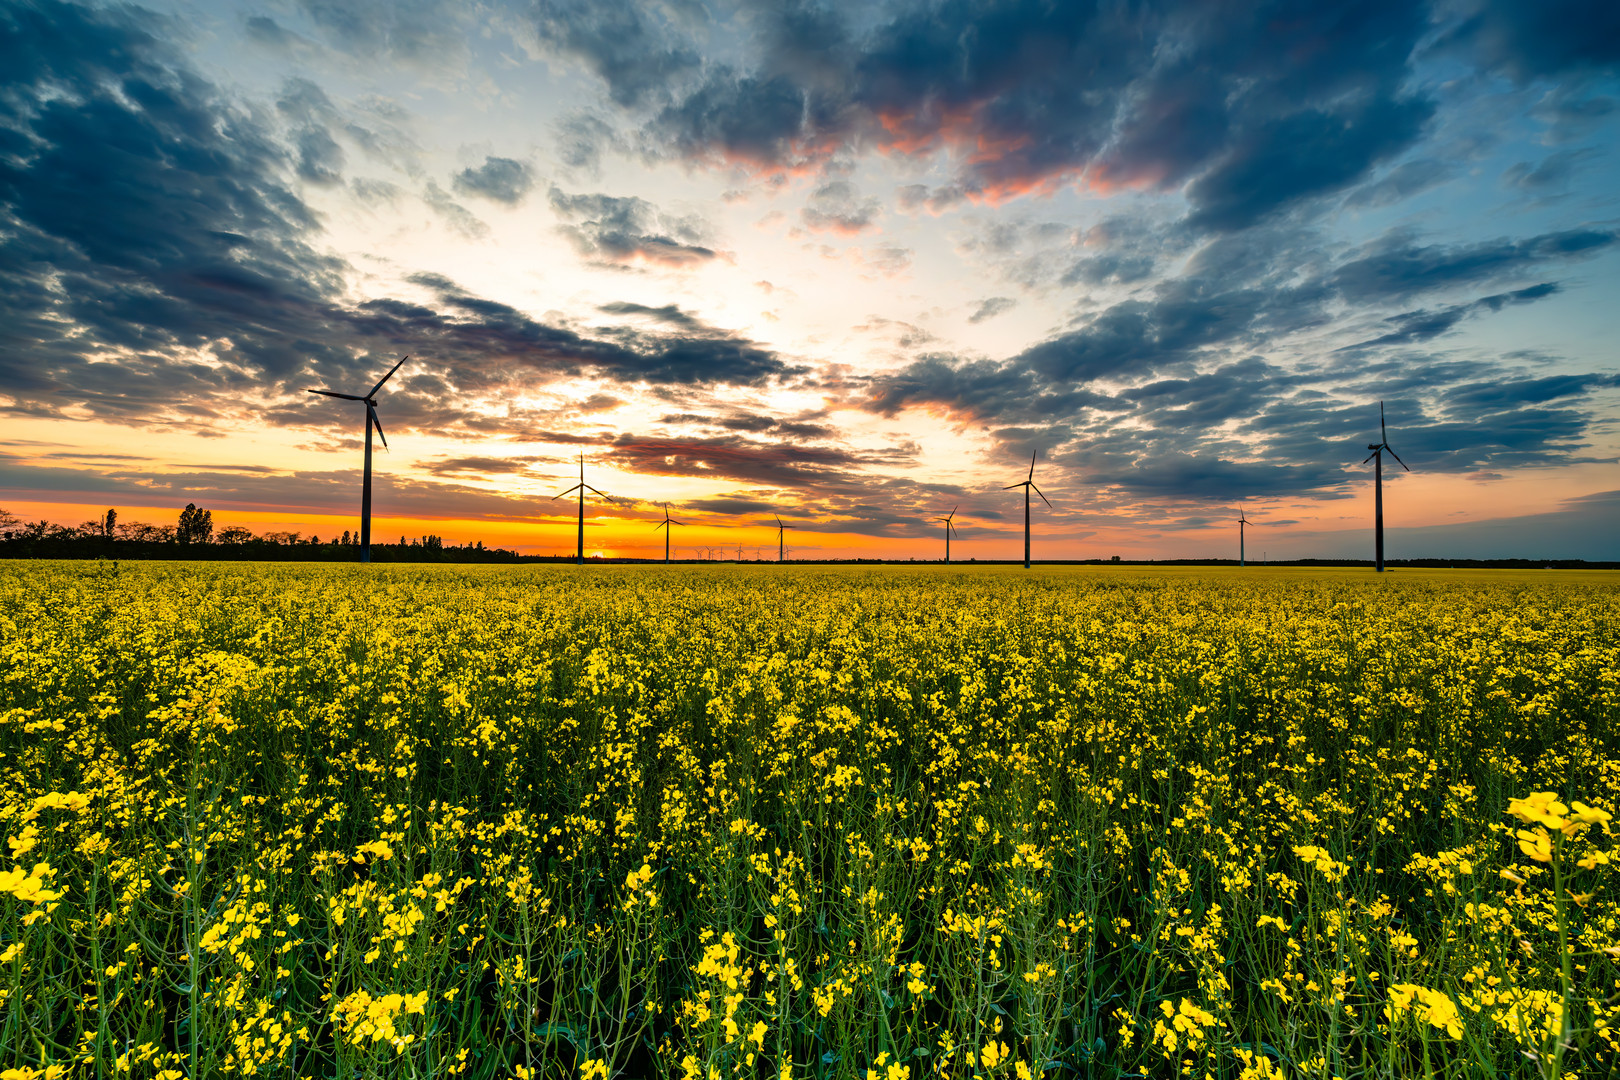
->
xmin=0 ymin=4 xmax=796 ymax=433
xmin=0 ymin=453 xmax=560 ymax=523
xmin=859 ymin=212 xmax=1620 ymax=499
xmin=1502 ymin=148 xmax=1597 ymax=191
xmin=606 ymin=435 xmax=871 ymax=490
xmin=281 ymin=0 xmax=474 ymax=69
xmin=1331 ymin=228 xmax=1616 ymax=301
xmin=1336 ymin=282 xmax=1560 ymax=349
xmin=1184 ymin=96 xmax=1433 ymax=231
xmin=453 ymin=156 xmax=535 ymax=204
xmin=549 ymin=186 xmax=719 ymax=267
xmin=528 ymin=0 xmax=701 ymax=108
xmin=800 ymin=180 xmax=880 ymax=234
xmin=1344 ymin=158 xmax=1454 ymax=208
xmin=968 ymin=297 xmax=1017 ymax=324
xmin=0 ymin=0 xmax=347 ymax=418
xmin=422 ymin=181 xmax=489 ymax=238
xmin=543 ymin=0 xmax=1446 ymax=229
xmin=1438 ymin=0 xmax=1620 ymax=83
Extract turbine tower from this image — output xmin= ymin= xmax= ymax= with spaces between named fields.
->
xmin=1002 ymin=450 xmax=1050 ymax=569
xmin=774 ymin=515 xmax=793 ymax=562
xmin=1363 ymin=401 xmax=1409 ymax=573
xmin=552 ymin=453 xmax=614 ymax=565
xmin=306 ymin=354 xmax=408 ymax=564
xmin=933 ymin=506 xmax=960 ymax=563
xmin=652 ymin=503 xmax=685 ymax=563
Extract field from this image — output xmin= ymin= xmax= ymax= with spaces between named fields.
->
xmin=1 ymin=562 xmax=1618 ymax=1079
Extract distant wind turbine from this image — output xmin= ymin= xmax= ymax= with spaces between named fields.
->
xmin=306 ymin=354 xmax=408 ymax=564
xmin=552 ymin=453 xmax=614 ymax=565
xmin=933 ymin=506 xmax=960 ymax=563
xmin=774 ymin=515 xmax=793 ymax=562
xmin=1002 ymin=450 xmax=1051 ymax=569
xmin=1363 ymin=401 xmax=1409 ymax=573
xmin=652 ymin=503 xmax=685 ymax=563
xmin=1236 ymin=506 xmax=1262 ymax=567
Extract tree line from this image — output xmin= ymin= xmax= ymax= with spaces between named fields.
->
xmin=0 ymin=505 xmax=523 ymax=562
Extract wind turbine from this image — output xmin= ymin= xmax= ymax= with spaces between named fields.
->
xmin=306 ymin=354 xmax=408 ymax=563
xmin=552 ymin=453 xmax=614 ymax=565
xmin=1236 ymin=506 xmax=1261 ymax=567
xmin=1002 ymin=450 xmax=1051 ymax=569
xmin=1363 ymin=401 xmax=1409 ymax=573
xmin=652 ymin=503 xmax=685 ymax=563
xmin=933 ymin=506 xmax=960 ymax=563
xmin=774 ymin=515 xmax=793 ymax=562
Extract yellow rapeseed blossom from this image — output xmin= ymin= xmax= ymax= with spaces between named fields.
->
xmin=2 ymin=563 xmax=1618 ymax=1076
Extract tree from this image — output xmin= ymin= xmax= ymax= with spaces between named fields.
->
xmin=215 ymin=526 xmax=254 ymax=544
xmin=177 ymin=503 xmax=213 ymax=544
xmin=0 ymin=508 xmax=17 ymax=536
xmin=102 ymin=508 xmax=117 ymax=537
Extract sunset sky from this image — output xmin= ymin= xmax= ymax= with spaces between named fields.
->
xmin=3 ymin=0 xmax=1618 ymax=560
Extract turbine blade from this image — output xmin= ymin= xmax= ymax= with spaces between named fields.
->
xmin=1001 ymin=481 xmax=1026 ymax=490
xmin=671 ymin=518 xmax=686 ymax=526
xmin=307 ymin=389 xmax=365 ymax=400
xmin=1027 ymin=449 xmax=1036 ymax=480
xmin=369 ymin=405 xmax=388 ymax=449
xmin=369 ymin=354 xmax=409 ymax=398
xmin=585 ymin=485 xmax=614 ymax=501
xmin=1032 ymin=484 xmax=1051 ymax=508
xmin=1380 ymin=399 xmax=1387 ymax=444
xmin=552 ymin=484 xmax=584 ymax=499
xmin=1387 ymin=446 xmax=1410 ymax=471
xmin=1363 ymin=450 xmax=1379 ymax=464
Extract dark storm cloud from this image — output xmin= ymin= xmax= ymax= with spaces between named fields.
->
xmin=1439 ymin=0 xmax=1620 ymax=83
xmin=1337 ymin=283 xmax=1560 ymax=349
xmin=529 ymin=0 xmax=701 ymax=108
xmin=1183 ymin=96 xmax=1433 ymax=231
xmin=1331 ymin=229 xmax=1616 ymax=301
xmin=543 ymin=0 xmax=1442 ymax=227
xmin=0 ymin=4 xmax=794 ymax=430
xmin=453 ymin=156 xmax=535 ymax=204
xmin=862 ymin=215 xmax=1618 ymax=498
xmin=357 ymin=275 xmax=793 ymax=388
xmin=606 ymin=435 xmax=871 ymax=491
xmin=548 ymin=187 xmax=719 ymax=267
xmin=0 ymin=0 xmax=348 ymax=417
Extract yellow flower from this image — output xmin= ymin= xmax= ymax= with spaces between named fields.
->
xmin=1387 ymin=983 xmax=1463 ymax=1038
xmin=1515 ymin=828 xmax=1553 ymax=863
xmin=1506 ymin=792 xmax=1568 ymax=830
xmin=1570 ymin=801 xmax=1611 ymax=826
xmin=0 ymin=862 xmax=61 ymax=904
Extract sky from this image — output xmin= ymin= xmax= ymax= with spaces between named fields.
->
xmin=2 ymin=0 xmax=1619 ymax=561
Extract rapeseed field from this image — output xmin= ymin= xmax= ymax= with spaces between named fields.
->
xmin=1 ymin=562 xmax=1616 ymax=1079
